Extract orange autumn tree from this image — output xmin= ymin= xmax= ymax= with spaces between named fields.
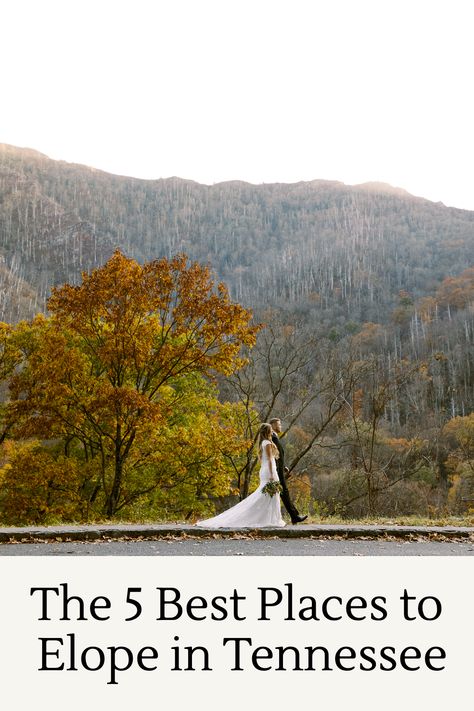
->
xmin=0 ymin=322 xmax=24 ymax=444
xmin=0 ymin=440 xmax=85 ymax=524
xmin=443 ymin=414 xmax=474 ymax=503
xmin=8 ymin=251 xmax=258 ymax=518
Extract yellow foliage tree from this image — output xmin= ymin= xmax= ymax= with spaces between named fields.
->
xmin=0 ymin=441 xmax=84 ymax=524
xmin=6 ymin=251 xmax=258 ymax=518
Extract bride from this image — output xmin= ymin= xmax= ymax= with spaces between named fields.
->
xmin=196 ymin=422 xmax=286 ymax=528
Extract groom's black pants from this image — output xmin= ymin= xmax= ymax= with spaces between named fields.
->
xmin=277 ymin=468 xmax=300 ymax=523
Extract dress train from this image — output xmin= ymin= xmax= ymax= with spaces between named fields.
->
xmin=196 ymin=439 xmax=285 ymax=528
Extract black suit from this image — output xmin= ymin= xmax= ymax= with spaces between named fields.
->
xmin=271 ymin=432 xmax=300 ymax=523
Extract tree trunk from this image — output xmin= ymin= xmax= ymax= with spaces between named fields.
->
xmin=105 ymin=435 xmax=123 ymax=517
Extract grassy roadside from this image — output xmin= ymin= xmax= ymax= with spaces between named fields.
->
xmin=3 ymin=514 xmax=471 ymax=528
xmin=306 ymin=514 xmax=474 ymax=527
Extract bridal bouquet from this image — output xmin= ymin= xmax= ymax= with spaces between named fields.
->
xmin=262 ymin=481 xmax=282 ymax=497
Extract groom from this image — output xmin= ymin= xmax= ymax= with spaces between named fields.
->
xmin=269 ymin=417 xmax=307 ymax=524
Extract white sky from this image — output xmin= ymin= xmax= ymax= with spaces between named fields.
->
xmin=1 ymin=0 xmax=473 ymax=209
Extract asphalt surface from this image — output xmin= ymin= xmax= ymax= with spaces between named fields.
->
xmin=2 ymin=522 xmax=474 ymax=543
xmin=1 ymin=538 xmax=474 ymax=555
xmin=1 ymin=523 xmax=473 ymax=556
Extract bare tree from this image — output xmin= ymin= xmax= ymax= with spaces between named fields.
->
xmin=222 ymin=313 xmax=361 ymax=498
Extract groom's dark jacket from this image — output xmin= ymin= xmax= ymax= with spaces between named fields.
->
xmin=271 ymin=432 xmax=300 ymax=522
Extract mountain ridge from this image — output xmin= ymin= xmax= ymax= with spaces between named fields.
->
xmin=0 ymin=143 xmax=451 ymax=204
xmin=0 ymin=142 xmax=473 ymax=331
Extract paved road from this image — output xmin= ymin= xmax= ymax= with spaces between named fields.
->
xmin=1 ymin=538 xmax=474 ymax=555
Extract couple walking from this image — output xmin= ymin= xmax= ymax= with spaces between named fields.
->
xmin=198 ymin=417 xmax=307 ymax=528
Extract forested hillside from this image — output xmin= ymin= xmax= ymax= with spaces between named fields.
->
xmin=1 ymin=143 xmax=473 ymax=324
xmin=1 ymin=143 xmax=473 ymax=521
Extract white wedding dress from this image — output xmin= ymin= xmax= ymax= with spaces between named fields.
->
xmin=196 ymin=439 xmax=286 ymax=528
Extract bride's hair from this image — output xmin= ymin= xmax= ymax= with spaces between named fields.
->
xmin=257 ymin=422 xmax=279 ymax=460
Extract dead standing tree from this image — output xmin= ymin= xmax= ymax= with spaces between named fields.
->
xmin=340 ymin=355 xmax=423 ymax=515
xmin=222 ymin=314 xmax=360 ymax=499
